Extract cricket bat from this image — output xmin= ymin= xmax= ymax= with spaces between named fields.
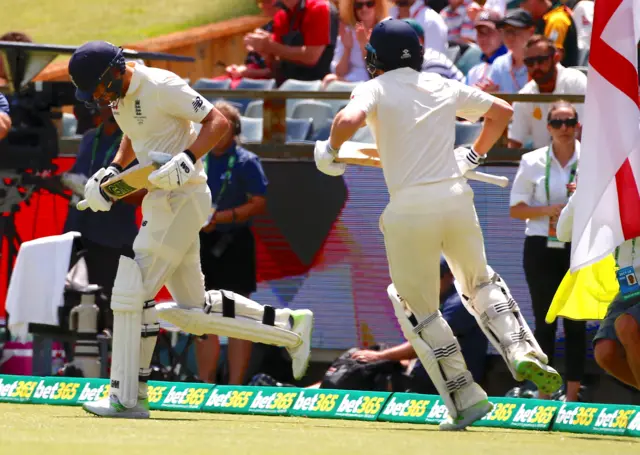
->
xmin=333 ymin=141 xmax=509 ymax=188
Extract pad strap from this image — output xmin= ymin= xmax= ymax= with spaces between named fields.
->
xmin=480 ymin=298 xmax=518 ymax=325
xmin=446 ymin=371 xmax=473 ymax=393
xmin=262 ymin=305 xmax=276 ymax=326
xmin=412 ymin=311 xmax=440 ymax=335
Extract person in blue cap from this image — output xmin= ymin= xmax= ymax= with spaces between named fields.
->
xmin=314 ymin=18 xmax=561 ymax=430
xmin=68 ymin=41 xmax=313 ymax=418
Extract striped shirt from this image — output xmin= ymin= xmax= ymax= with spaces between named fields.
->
xmin=440 ymin=0 xmax=476 ymax=42
xmin=422 ymin=48 xmax=465 ymax=82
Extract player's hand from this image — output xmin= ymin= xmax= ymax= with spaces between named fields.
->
xmin=314 ymin=140 xmax=346 ymax=177
xmin=475 ymin=79 xmax=499 ymax=93
xmin=77 ymin=166 xmax=118 ymax=212
xmin=566 ymin=182 xmax=577 ymax=194
xmin=148 ymin=151 xmax=196 ymax=190
xmin=547 ymin=203 xmax=565 ymax=218
xmin=351 ymin=349 xmax=381 ymax=363
xmin=455 ymin=146 xmax=481 ymax=175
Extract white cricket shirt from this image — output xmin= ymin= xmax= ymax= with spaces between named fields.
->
xmin=509 ymin=65 xmax=587 ymax=149
xmin=112 ymin=63 xmax=214 ymax=185
xmin=510 ymin=141 xmax=580 ymax=237
xmin=347 ymin=68 xmax=495 ymax=196
xmin=389 ymin=2 xmax=448 ymax=54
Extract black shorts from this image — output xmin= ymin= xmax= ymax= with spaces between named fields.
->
xmin=200 ymin=226 xmax=257 ymax=296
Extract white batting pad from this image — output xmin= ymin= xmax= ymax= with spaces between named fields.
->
xmin=155 ymin=302 xmax=301 ymax=348
xmin=110 ymin=256 xmax=145 ymax=408
xmin=387 ymin=284 xmax=486 ymax=418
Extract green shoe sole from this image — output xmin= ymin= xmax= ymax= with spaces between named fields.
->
xmin=515 ymin=359 xmax=563 ymax=395
xmin=439 ymin=400 xmax=494 ymax=431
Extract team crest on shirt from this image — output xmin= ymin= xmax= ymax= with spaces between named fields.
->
xmin=192 ymin=96 xmax=205 ymax=113
xmin=134 ymin=99 xmax=146 ymax=125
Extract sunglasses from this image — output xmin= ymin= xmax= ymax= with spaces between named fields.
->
xmin=524 ymin=53 xmax=553 ymax=67
xmin=355 ymin=0 xmax=375 ymax=9
xmin=548 ymin=118 xmax=578 ymax=129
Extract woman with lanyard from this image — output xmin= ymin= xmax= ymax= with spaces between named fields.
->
xmin=197 ymin=101 xmax=268 ymax=385
xmin=509 ymin=100 xmax=586 ymax=401
xmin=63 ymin=107 xmax=137 ymax=333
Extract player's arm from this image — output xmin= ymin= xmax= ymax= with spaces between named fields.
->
xmin=453 ymin=81 xmax=512 ymax=156
xmin=188 ymin=108 xmax=230 ymax=161
xmin=268 ymin=43 xmax=327 ymax=67
xmin=351 ymin=341 xmax=417 ymax=362
xmin=328 ymin=82 xmax=379 ymax=150
xmin=111 ymin=135 xmax=136 ymax=170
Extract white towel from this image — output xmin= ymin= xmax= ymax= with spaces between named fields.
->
xmin=6 ymin=231 xmax=80 ymax=341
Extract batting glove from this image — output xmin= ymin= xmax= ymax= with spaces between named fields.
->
xmin=76 ymin=165 xmax=120 ymax=212
xmin=454 ymin=146 xmax=481 ymax=175
xmin=314 ymin=140 xmax=346 ymax=177
xmin=148 ymin=150 xmax=196 ymax=190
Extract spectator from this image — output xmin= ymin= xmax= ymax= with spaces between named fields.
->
xmin=440 ymin=0 xmax=476 ymax=44
xmin=389 ymin=0 xmax=449 ymax=53
xmin=322 ymin=0 xmax=388 ymax=87
xmin=351 ymin=257 xmax=488 ymax=394
xmin=509 ymin=100 xmax=585 ymax=401
xmin=0 ymin=93 xmax=10 ymax=140
xmin=62 ymin=107 xmax=138 ymax=332
xmin=521 ymin=0 xmax=579 ymax=67
xmin=465 ymin=10 xmax=508 ymax=88
xmin=508 ymin=35 xmax=586 ymax=149
xmin=486 ymin=9 xmax=534 ymax=93
xmin=0 ymin=31 xmax=33 ymax=87
xmin=404 ymin=18 xmax=464 ymax=81
xmin=243 ymin=0 xmax=339 ymax=86
xmin=572 ymin=0 xmax=593 ymax=52
xmin=226 ymin=0 xmax=280 ymax=81
xmin=197 ymin=102 xmax=268 ymax=384
xmin=467 ymin=0 xmax=507 ymax=20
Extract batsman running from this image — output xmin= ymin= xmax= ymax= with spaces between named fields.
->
xmin=315 ymin=19 xmax=562 ymax=430
xmin=68 ymin=41 xmax=313 ymax=418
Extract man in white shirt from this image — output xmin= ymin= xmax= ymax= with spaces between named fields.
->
xmin=314 ymin=19 xmax=561 ymax=430
xmin=389 ymin=0 xmax=449 ymax=53
xmin=572 ymin=0 xmax=593 ymax=51
xmin=69 ymin=41 xmax=313 ymax=418
xmin=508 ymin=35 xmax=587 ymax=149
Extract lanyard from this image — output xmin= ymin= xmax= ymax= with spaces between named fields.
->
xmin=544 ymin=145 xmax=578 ymax=204
xmin=90 ymin=125 xmax=122 ymax=171
xmin=204 ymin=153 xmax=237 ymax=208
xmin=615 ymin=239 xmax=636 ymax=269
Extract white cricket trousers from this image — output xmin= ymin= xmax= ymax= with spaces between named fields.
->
xmin=134 ymin=183 xmax=211 ymax=306
xmin=380 ymin=178 xmax=491 ymax=321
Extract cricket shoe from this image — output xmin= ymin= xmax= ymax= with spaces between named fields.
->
xmin=513 ymin=353 xmax=563 ymax=395
xmin=439 ymin=399 xmax=493 ymax=431
xmin=286 ymin=309 xmax=314 ymax=380
xmin=83 ymin=395 xmax=150 ymax=419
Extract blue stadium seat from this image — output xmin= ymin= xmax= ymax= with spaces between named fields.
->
xmin=291 ymin=100 xmax=334 ymax=133
xmin=192 ymin=78 xmax=232 ymax=102
xmin=286 ymin=118 xmax=313 ymax=142
xmin=311 ymin=118 xmax=332 ymax=141
xmin=324 ymin=80 xmax=361 ymax=115
xmin=235 ymin=78 xmax=276 ymax=114
xmin=239 ymin=116 xmax=263 ymax=142
xmin=244 ymin=100 xmax=264 ymax=119
xmin=278 ymin=79 xmax=323 ymax=115
xmin=455 ymin=121 xmax=482 ymax=147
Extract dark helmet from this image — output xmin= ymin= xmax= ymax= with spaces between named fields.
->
xmin=365 ymin=18 xmax=424 ymax=77
xmin=68 ymin=41 xmax=126 ymax=106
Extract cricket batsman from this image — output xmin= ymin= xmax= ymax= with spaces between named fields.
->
xmin=314 ymin=19 xmax=561 ymax=430
xmin=68 ymin=41 xmax=313 ymax=418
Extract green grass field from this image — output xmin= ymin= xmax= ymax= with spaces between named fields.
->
xmin=5 ymin=0 xmax=259 ymax=46
xmin=1 ymin=403 xmax=638 ymax=455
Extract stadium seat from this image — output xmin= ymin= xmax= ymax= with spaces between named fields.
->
xmin=351 ymin=126 xmax=375 ymax=143
xmin=192 ymin=78 xmax=232 ymax=102
xmin=234 ymin=78 xmax=277 ymax=114
xmin=286 ymin=118 xmax=313 ymax=142
xmin=244 ymin=100 xmax=264 ymax=119
xmin=454 ymin=121 xmax=482 ymax=147
xmin=239 ymin=116 xmax=263 ymax=142
xmin=278 ymin=79 xmax=323 ymax=115
xmin=324 ymin=80 xmax=360 ymax=114
xmin=291 ymin=100 xmax=334 ymax=133
xmin=311 ymin=118 xmax=332 ymax=141
xmin=455 ymin=44 xmax=483 ymax=76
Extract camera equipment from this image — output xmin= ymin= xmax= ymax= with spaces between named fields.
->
xmin=0 ymin=41 xmax=195 ymax=290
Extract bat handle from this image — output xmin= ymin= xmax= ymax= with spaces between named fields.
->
xmin=76 ymin=200 xmax=90 ymax=211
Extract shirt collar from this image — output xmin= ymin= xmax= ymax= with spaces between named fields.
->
xmin=549 ymin=140 xmax=580 ymax=169
xmin=123 ymin=63 xmax=143 ymax=99
xmin=213 ymin=141 xmax=238 ymax=159
xmin=482 ymin=45 xmax=508 ymax=64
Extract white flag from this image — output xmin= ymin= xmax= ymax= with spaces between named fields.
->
xmin=570 ymin=0 xmax=640 ymax=272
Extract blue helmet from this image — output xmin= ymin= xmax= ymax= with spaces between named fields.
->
xmin=68 ymin=41 xmax=126 ymax=106
xmin=365 ymin=18 xmax=423 ymax=76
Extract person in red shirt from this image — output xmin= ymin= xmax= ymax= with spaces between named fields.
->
xmin=244 ymin=0 xmax=339 ymax=85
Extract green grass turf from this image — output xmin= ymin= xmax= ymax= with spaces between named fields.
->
xmin=4 ymin=0 xmax=259 ymax=47
xmin=1 ymin=403 xmax=638 ymax=455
